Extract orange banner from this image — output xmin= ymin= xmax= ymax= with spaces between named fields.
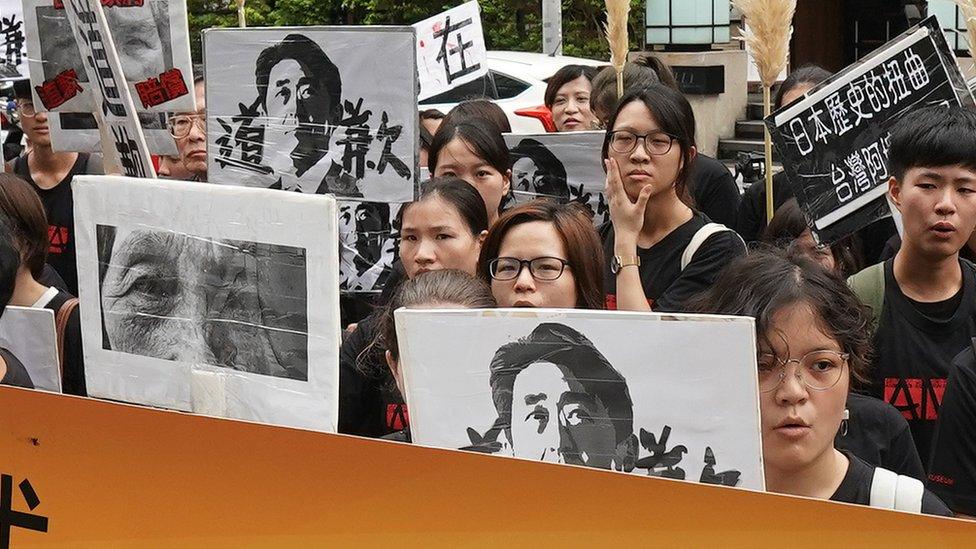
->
xmin=0 ymin=386 xmax=973 ymax=546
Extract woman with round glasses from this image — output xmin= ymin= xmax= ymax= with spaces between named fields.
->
xmin=479 ymin=200 xmax=604 ymax=309
xmin=691 ymin=249 xmax=951 ymax=515
xmin=601 ymin=84 xmax=745 ymax=312
xmin=166 ymin=76 xmax=207 ymax=181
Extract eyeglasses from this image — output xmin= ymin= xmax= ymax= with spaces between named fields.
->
xmin=488 ymin=257 xmax=570 ymax=281
xmin=757 ymin=350 xmax=849 ymax=393
xmin=608 ymin=130 xmax=677 ymax=155
xmin=17 ymin=101 xmax=36 ymax=118
xmin=167 ymin=113 xmax=205 ymax=139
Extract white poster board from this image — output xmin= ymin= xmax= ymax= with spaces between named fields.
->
xmin=22 ymin=0 xmax=195 ymax=113
xmin=397 ymin=309 xmax=764 ymax=490
xmin=203 ymin=27 xmax=419 ymax=202
xmin=0 ymin=306 xmax=60 ymax=392
xmin=503 ymin=131 xmax=609 ymax=226
xmin=49 ymin=111 xmax=178 ymax=156
xmin=338 ymin=199 xmax=401 ymax=294
xmin=73 ymin=175 xmax=341 ymax=432
xmin=414 ymin=1 xmax=488 ymax=101
xmin=0 ymin=0 xmax=29 ymax=80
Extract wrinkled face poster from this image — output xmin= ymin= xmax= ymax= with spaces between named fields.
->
xmin=397 ymin=309 xmax=764 ymax=490
xmin=22 ymin=0 xmax=195 ymax=113
xmin=414 ymin=0 xmax=488 ymax=101
xmin=73 ymin=175 xmax=340 ymax=432
xmin=338 ymin=199 xmax=400 ymax=293
xmin=0 ymin=306 xmax=60 ymax=392
xmin=0 ymin=0 xmax=29 ymax=79
xmin=503 ymin=131 xmax=609 ymax=226
xmin=203 ymin=27 xmax=418 ymax=202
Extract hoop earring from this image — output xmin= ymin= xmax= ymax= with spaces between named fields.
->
xmin=840 ymin=408 xmax=849 ymax=437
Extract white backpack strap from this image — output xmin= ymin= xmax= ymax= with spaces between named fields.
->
xmin=870 ymin=467 xmax=924 ymax=513
xmin=680 ymin=223 xmax=741 ymax=271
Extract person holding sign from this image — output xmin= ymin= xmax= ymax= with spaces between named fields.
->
xmin=601 ymin=85 xmax=744 ymax=312
xmin=692 ymin=249 xmax=949 ymax=515
xmin=340 ymin=177 xmax=490 ymax=437
xmin=167 ymin=75 xmax=207 ymax=181
xmin=849 ymin=106 xmax=976 ymax=471
xmin=0 ymin=219 xmax=33 ymax=389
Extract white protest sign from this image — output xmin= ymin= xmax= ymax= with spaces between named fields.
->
xmin=62 ymin=0 xmax=155 ymax=178
xmin=0 ymin=306 xmax=60 ymax=392
xmin=397 ymin=309 xmax=765 ymax=490
xmin=74 ymin=175 xmax=341 ymax=432
xmin=414 ymin=1 xmax=488 ymax=101
xmin=49 ymin=111 xmax=178 ymax=156
xmin=0 ymin=0 xmax=28 ymax=80
xmin=22 ymin=0 xmax=195 ymax=113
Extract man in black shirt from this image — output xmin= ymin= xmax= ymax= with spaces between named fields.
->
xmin=927 ymin=341 xmax=976 ymax=517
xmin=849 ymin=106 xmax=976 ymax=471
xmin=10 ymin=80 xmax=103 ymax=295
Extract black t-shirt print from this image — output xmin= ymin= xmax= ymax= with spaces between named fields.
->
xmin=601 ymin=213 xmax=746 ymax=312
xmin=927 ymin=341 xmax=976 ymax=516
xmin=14 ymin=153 xmax=96 ymax=295
xmin=869 ymin=258 xmax=976 ymax=470
xmin=831 ymin=451 xmax=952 ymax=516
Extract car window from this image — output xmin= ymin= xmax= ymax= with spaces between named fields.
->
xmin=419 ymin=74 xmax=496 ymax=105
xmin=492 ymin=71 xmax=530 ymax=99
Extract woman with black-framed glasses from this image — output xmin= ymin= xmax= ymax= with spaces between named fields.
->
xmin=478 ymin=200 xmax=604 ymax=309
xmin=690 ymin=249 xmax=951 ymax=516
xmin=600 ymin=84 xmax=745 ymax=313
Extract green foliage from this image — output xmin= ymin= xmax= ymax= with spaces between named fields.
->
xmin=187 ymin=0 xmax=646 ymax=64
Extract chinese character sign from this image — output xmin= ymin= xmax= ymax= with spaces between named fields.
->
xmin=22 ymin=0 xmax=195 ymax=113
xmin=0 ymin=0 xmax=29 ymax=80
xmin=204 ymin=28 xmax=418 ymax=203
xmin=414 ymin=1 xmax=488 ymax=101
xmin=503 ymin=131 xmax=610 ymax=227
xmin=766 ymin=16 xmax=974 ymax=245
xmin=396 ymin=309 xmax=764 ymax=490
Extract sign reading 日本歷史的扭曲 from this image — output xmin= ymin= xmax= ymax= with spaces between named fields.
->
xmin=766 ymin=16 xmax=975 ymax=245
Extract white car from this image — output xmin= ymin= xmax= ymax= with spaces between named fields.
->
xmin=420 ymin=51 xmax=607 ymax=134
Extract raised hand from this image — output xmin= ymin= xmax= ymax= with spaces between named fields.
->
xmin=605 ymin=157 xmax=650 ymax=245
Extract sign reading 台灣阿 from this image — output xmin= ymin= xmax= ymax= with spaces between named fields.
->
xmin=766 ymin=16 xmax=974 ymax=244
xmin=414 ymin=1 xmax=488 ymax=101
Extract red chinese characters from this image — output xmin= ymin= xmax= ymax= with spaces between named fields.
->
xmin=135 ymin=68 xmax=189 ymax=109
xmin=34 ymin=69 xmax=82 ymax=110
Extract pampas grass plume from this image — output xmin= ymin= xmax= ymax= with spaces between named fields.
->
xmin=734 ymin=0 xmax=796 ymax=88
xmin=605 ymin=0 xmax=631 ymax=97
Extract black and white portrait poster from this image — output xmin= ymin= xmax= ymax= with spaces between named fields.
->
xmin=766 ymin=16 xmax=975 ymax=244
xmin=414 ymin=1 xmax=488 ymax=101
xmin=22 ymin=0 xmax=195 ymax=113
xmin=503 ymin=131 xmax=609 ymax=226
xmin=396 ymin=309 xmax=764 ymax=490
xmin=73 ymin=175 xmax=341 ymax=432
xmin=0 ymin=0 xmax=28 ymax=80
xmin=61 ymin=0 xmax=155 ymax=178
xmin=203 ymin=27 xmax=419 ymax=202
xmin=49 ymin=111 xmax=178 ymax=156
xmin=338 ymin=199 xmax=400 ymax=294
xmin=0 ymin=306 xmax=60 ymax=392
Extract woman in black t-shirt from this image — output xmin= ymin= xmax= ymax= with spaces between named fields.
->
xmin=601 ymin=84 xmax=744 ymax=312
xmin=692 ymin=249 xmax=951 ymax=516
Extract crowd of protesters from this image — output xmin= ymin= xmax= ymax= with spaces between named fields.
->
xmin=2 ymin=54 xmax=975 ymax=519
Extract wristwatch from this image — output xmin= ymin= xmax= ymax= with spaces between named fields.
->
xmin=610 ymin=254 xmax=641 ymax=274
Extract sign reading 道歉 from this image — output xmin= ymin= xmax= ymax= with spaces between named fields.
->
xmin=414 ymin=1 xmax=488 ymax=101
xmin=766 ymin=16 xmax=975 ymax=245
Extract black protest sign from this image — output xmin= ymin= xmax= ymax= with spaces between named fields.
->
xmin=765 ymin=16 xmax=974 ymax=244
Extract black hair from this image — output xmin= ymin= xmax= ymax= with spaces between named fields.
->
xmin=0 ymin=218 xmax=19 ymax=319
xmin=486 ymin=322 xmax=634 ymax=446
xmin=254 ymin=34 xmax=342 ymax=124
xmin=590 ymin=55 xmax=675 ymax=125
xmin=688 ymin=248 xmax=872 ymax=388
xmin=12 ymin=79 xmax=31 ymax=101
xmin=398 ymin=176 xmax=489 ymax=238
xmin=888 ymin=105 xmax=976 ymax=182
xmin=510 ymin=138 xmax=568 ymax=199
xmin=441 ymin=99 xmax=512 ymax=133
xmin=763 ymin=199 xmax=862 ymax=277
xmin=601 ymin=84 xmax=697 ymax=206
xmin=428 ymin=119 xmax=511 ymax=184
xmin=774 ymin=64 xmax=831 ymax=109
xmin=544 ymin=65 xmax=599 ymax=109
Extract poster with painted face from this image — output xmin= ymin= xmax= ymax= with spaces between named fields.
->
xmin=203 ymin=27 xmax=418 ymax=202
xmin=49 ymin=111 xmax=177 ymax=155
xmin=0 ymin=306 xmax=59 ymax=392
xmin=73 ymin=175 xmax=340 ymax=432
xmin=338 ymin=199 xmax=400 ymax=294
xmin=0 ymin=0 xmax=29 ymax=79
xmin=503 ymin=131 xmax=609 ymax=226
xmin=22 ymin=0 xmax=195 ymax=113
xmin=397 ymin=309 xmax=764 ymax=490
